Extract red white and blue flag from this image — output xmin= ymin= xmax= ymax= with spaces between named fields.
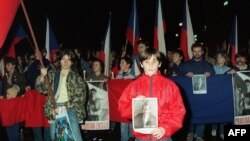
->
xmin=126 ymin=0 xmax=140 ymax=56
xmin=5 ymin=24 xmax=27 ymax=58
xmin=99 ymin=14 xmax=111 ymax=76
xmin=153 ymin=0 xmax=166 ymax=55
xmin=229 ymin=15 xmax=238 ymax=66
xmin=1 ymin=24 xmax=26 ymax=75
xmin=0 ymin=0 xmax=20 ymax=48
xmin=45 ymin=18 xmax=60 ymax=62
xmin=180 ymin=0 xmax=195 ymax=61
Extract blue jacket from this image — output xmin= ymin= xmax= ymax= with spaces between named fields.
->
xmin=178 ymin=58 xmax=215 ymax=75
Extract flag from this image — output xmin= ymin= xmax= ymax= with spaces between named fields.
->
xmin=5 ymin=24 xmax=27 ymax=58
xmin=153 ymin=0 xmax=167 ymax=55
xmin=45 ymin=18 xmax=60 ymax=62
xmin=0 ymin=0 xmax=20 ymax=48
xmin=133 ymin=58 xmax=141 ymax=77
xmin=126 ymin=0 xmax=140 ymax=56
xmin=180 ymin=0 xmax=195 ymax=61
xmin=99 ymin=14 xmax=111 ymax=76
xmin=230 ymin=15 xmax=238 ymax=66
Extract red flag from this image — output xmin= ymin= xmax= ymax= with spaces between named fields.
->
xmin=0 ymin=0 xmax=21 ymax=48
xmin=230 ymin=15 xmax=238 ymax=65
xmin=0 ymin=90 xmax=49 ymax=127
xmin=126 ymin=0 xmax=140 ymax=56
xmin=180 ymin=0 xmax=195 ymax=61
xmin=5 ymin=24 xmax=27 ymax=58
xmin=153 ymin=0 xmax=167 ymax=55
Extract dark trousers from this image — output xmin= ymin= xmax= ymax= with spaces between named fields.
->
xmin=6 ymin=123 xmax=20 ymax=141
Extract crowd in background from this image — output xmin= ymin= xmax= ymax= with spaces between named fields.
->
xmin=1 ymin=38 xmax=250 ymax=141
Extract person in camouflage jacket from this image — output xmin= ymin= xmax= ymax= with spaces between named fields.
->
xmin=35 ymin=49 xmax=86 ymax=141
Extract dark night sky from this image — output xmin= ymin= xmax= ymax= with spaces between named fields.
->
xmin=3 ymin=0 xmax=250 ymax=56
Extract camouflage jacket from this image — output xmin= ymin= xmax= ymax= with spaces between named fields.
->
xmin=35 ymin=70 xmax=87 ymax=122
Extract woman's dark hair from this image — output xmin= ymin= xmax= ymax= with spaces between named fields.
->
xmin=92 ymin=58 xmax=104 ymax=73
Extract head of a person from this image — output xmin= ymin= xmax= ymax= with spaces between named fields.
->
xmin=119 ymin=57 xmax=132 ymax=72
xmin=172 ymin=49 xmax=184 ymax=65
xmin=191 ymin=43 xmax=204 ymax=60
xmin=215 ymin=52 xmax=229 ymax=66
xmin=92 ymin=59 xmax=104 ymax=73
xmin=16 ymin=55 xmax=23 ymax=65
xmin=137 ymin=39 xmax=149 ymax=54
xmin=167 ymin=50 xmax=174 ymax=62
xmin=59 ymin=49 xmax=74 ymax=70
xmin=142 ymin=103 xmax=150 ymax=114
xmin=4 ymin=57 xmax=16 ymax=73
xmin=89 ymin=88 xmax=97 ymax=100
xmin=139 ymin=48 xmax=162 ymax=76
xmin=235 ymin=53 xmax=248 ymax=66
xmin=245 ymin=80 xmax=250 ymax=93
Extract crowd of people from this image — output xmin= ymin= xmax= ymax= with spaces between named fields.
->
xmin=1 ymin=38 xmax=250 ymax=141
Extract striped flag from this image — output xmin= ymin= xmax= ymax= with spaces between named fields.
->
xmin=5 ymin=24 xmax=27 ymax=58
xmin=0 ymin=0 xmax=20 ymax=48
xmin=180 ymin=0 xmax=195 ymax=61
xmin=45 ymin=18 xmax=60 ymax=62
xmin=99 ymin=14 xmax=111 ymax=76
xmin=153 ymin=0 xmax=166 ymax=55
xmin=126 ymin=0 xmax=140 ymax=56
xmin=229 ymin=15 xmax=238 ymax=65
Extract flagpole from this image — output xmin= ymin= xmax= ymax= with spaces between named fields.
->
xmin=124 ymin=39 xmax=128 ymax=54
xmin=20 ymin=0 xmax=56 ymax=108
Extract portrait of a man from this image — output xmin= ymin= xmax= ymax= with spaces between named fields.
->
xmin=133 ymin=102 xmax=157 ymax=129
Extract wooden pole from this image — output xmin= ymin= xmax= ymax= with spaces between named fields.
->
xmin=20 ymin=0 xmax=57 ymax=108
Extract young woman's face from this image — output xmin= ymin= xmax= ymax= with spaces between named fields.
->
xmin=92 ymin=61 xmax=101 ymax=73
xmin=141 ymin=55 xmax=161 ymax=76
xmin=216 ymin=54 xmax=226 ymax=65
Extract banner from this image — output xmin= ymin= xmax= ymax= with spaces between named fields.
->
xmin=107 ymin=79 xmax=133 ymax=123
xmin=234 ymin=71 xmax=250 ymax=125
xmin=81 ymin=81 xmax=109 ymax=130
xmin=0 ymin=90 xmax=49 ymax=127
xmin=107 ymin=75 xmax=234 ymax=124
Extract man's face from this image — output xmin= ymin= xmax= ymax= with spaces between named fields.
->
xmin=192 ymin=47 xmax=204 ymax=60
xmin=236 ymin=56 xmax=247 ymax=66
xmin=137 ymin=43 xmax=147 ymax=54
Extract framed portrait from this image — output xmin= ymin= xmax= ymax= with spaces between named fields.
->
xmin=132 ymin=97 xmax=158 ymax=134
xmin=192 ymin=75 xmax=207 ymax=94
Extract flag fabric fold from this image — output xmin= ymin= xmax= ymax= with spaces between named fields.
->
xmin=0 ymin=0 xmax=21 ymax=48
xmin=45 ymin=18 xmax=60 ymax=62
xmin=126 ymin=0 xmax=140 ymax=56
xmin=230 ymin=15 xmax=238 ymax=66
xmin=5 ymin=24 xmax=27 ymax=58
xmin=180 ymin=0 xmax=195 ymax=61
xmin=99 ymin=14 xmax=111 ymax=76
xmin=153 ymin=0 xmax=167 ymax=55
